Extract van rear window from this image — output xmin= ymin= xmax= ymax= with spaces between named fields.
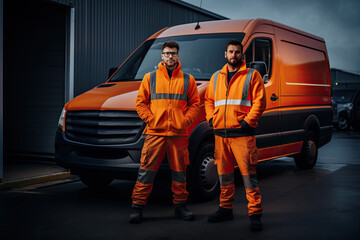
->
xmin=109 ymin=33 xmax=245 ymax=82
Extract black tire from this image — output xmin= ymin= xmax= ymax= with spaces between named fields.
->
xmin=294 ymin=131 xmax=318 ymax=169
xmin=188 ymin=142 xmax=220 ymax=201
xmin=337 ymin=114 xmax=349 ymax=130
xmin=80 ymin=175 xmax=113 ymax=189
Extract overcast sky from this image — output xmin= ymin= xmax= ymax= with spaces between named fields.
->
xmin=182 ymin=0 xmax=360 ymax=74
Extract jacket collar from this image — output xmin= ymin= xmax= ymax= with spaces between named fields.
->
xmin=158 ymin=61 xmax=182 ymax=78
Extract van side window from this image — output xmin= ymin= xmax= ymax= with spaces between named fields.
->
xmin=245 ymin=42 xmax=254 ymax=64
xmin=245 ymin=38 xmax=272 ymax=78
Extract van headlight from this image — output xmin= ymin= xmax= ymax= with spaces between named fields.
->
xmin=58 ymin=107 xmax=66 ymax=129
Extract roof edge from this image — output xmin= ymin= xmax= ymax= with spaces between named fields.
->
xmin=168 ymin=0 xmax=228 ymax=20
xmin=331 ymin=68 xmax=360 ymax=77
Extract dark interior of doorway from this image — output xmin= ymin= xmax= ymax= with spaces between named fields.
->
xmin=4 ymin=0 xmax=67 ymax=160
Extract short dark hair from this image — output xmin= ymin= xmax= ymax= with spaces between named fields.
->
xmin=226 ymin=39 xmax=243 ymax=52
xmin=162 ymin=41 xmax=179 ymax=52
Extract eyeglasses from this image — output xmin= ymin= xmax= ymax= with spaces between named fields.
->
xmin=162 ymin=52 xmax=178 ymax=57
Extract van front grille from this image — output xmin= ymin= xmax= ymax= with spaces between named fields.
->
xmin=65 ymin=111 xmax=145 ymax=145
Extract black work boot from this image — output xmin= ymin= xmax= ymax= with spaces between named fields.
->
xmin=129 ymin=206 xmax=143 ymax=224
xmin=208 ymin=207 xmax=233 ymax=223
xmin=174 ymin=205 xmax=195 ymax=221
xmin=250 ymin=214 xmax=262 ymax=231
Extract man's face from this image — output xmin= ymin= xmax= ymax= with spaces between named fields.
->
xmin=161 ymin=47 xmax=179 ymax=69
xmin=225 ymin=44 xmax=242 ymax=67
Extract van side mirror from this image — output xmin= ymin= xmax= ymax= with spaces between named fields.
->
xmin=108 ymin=67 xmax=118 ymax=79
xmin=249 ymin=61 xmax=268 ymax=84
xmin=262 ymin=74 xmax=269 ymax=84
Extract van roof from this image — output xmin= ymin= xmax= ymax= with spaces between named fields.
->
xmin=149 ymin=18 xmax=324 ymax=43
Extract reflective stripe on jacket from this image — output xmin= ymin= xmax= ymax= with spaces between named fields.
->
xmin=204 ymin=61 xmax=266 ymax=137
xmin=136 ymin=61 xmax=200 ymax=136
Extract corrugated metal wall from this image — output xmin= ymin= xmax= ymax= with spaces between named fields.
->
xmin=331 ymin=69 xmax=360 ymax=89
xmin=70 ymin=0 xmax=223 ymax=96
xmin=0 ymin=0 xmax=3 ymax=178
xmin=1 ymin=0 xmax=223 ymax=158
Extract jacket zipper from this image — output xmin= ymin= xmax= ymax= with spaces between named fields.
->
xmin=221 ymin=69 xmax=247 ymax=137
xmin=224 ymin=71 xmax=241 ymax=137
xmin=224 ymin=77 xmax=229 ymax=137
xmin=168 ymin=74 xmax=171 ymax=131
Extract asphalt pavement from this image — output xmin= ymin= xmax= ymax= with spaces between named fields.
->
xmin=0 ymin=129 xmax=359 ymax=240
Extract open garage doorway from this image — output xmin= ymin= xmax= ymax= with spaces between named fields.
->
xmin=4 ymin=0 xmax=68 ymax=159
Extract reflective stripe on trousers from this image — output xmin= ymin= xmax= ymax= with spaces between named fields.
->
xmin=131 ymin=135 xmax=190 ymax=206
xmin=215 ymin=135 xmax=262 ymax=216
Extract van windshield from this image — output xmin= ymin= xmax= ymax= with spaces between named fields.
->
xmin=109 ymin=33 xmax=245 ymax=82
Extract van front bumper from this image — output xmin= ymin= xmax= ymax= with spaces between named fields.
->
xmin=55 ymin=128 xmax=146 ymax=179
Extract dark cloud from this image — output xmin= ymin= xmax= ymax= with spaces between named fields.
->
xmin=183 ymin=0 xmax=360 ymax=73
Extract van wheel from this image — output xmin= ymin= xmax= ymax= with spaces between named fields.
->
xmin=80 ymin=175 xmax=113 ymax=189
xmin=188 ymin=142 xmax=220 ymax=201
xmin=294 ymin=131 xmax=318 ymax=169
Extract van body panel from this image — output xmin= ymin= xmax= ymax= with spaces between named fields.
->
xmin=272 ymin=21 xmax=325 ymax=42
xmin=257 ymin=145 xmax=281 ymax=162
xmin=242 ymin=20 xmax=275 ymax=45
xmin=278 ymin=142 xmax=304 ymax=159
xmin=67 ymin=82 xmax=141 ymax=111
xmin=274 ymin=26 xmax=331 ymax=107
xmin=278 ymin=41 xmax=331 ymax=99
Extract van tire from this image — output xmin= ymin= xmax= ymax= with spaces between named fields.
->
xmin=294 ymin=131 xmax=318 ymax=169
xmin=80 ymin=175 xmax=113 ymax=189
xmin=188 ymin=142 xmax=220 ymax=201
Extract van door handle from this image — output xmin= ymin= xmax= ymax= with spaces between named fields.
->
xmin=270 ymin=93 xmax=279 ymax=101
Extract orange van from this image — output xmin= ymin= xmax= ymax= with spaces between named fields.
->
xmin=55 ymin=19 xmax=332 ymax=200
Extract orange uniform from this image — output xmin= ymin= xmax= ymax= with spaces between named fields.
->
xmin=132 ymin=61 xmax=200 ymax=207
xmin=136 ymin=61 xmax=199 ymax=136
xmin=205 ymin=61 xmax=266 ymax=216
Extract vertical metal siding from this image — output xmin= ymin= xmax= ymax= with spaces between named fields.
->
xmin=0 ymin=0 xmax=3 ymax=178
xmin=72 ymin=0 xmax=221 ymax=96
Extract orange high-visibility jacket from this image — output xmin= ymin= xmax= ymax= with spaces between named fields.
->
xmin=136 ymin=61 xmax=200 ymax=136
xmin=205 ymin=61 xmax=266 ymax=137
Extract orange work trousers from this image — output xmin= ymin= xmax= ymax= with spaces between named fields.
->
xmin=215 ymin=135 xmax=262 ymax=216
xmin=131 ymin=135 xmax=190 ymax=207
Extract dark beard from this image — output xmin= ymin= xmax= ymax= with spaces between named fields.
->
xmin=165 ymin=62 xmax=177 ymax=69
xmin=227 ymin=59 xmax=242 ymax=68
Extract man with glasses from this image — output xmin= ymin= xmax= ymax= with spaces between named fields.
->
xmin=129 ymin=41 xmax=200 ymax=224
xmin=205 ymin=40 xmax=266 ymax=231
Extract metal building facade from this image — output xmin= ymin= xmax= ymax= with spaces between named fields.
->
xmin=0 ymin=0 xmax=3 ymax=179
xmin=0 ymin=0 xmax=225 ymax=173
xmin=53 ymin=0 xmax=226 ymax=96
xmin=331 ymin=68 xmax=360 ymax=89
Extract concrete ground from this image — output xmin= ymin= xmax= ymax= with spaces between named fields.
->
xmin=0 ymin=159 xmax=73 ymax=190
xmin=0 ymin=129 xmax=359 ymax=240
